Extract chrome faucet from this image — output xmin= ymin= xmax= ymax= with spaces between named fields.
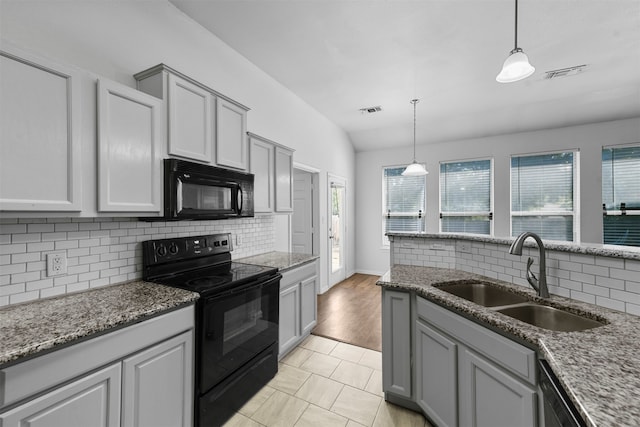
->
xmin=509 ymin=232 xmax=550 ymax=298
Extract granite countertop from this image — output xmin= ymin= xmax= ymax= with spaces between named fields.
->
xmin=378 ymin=265 xmax=640 ymax=427
xmin=236 ymin=251 xmax=318 ymax=272
xmin=0 ymin=280 xmax=199 ymax=368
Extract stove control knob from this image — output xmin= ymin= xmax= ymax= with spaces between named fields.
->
xmin=169 ymin=243 xmax=179 ymax=255
xmin=156 ymin=245 xmax=167 ymax=257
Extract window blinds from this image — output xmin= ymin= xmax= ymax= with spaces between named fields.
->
xmin=440 ymin=160 xmax=492 ymax=234
xmin=602 ymin=146 xmax=640 ymax=247
xmin=383 ymin=166 xmax=426 ymax=233
xmin=511 ymin=152 xmax=575 ymax=242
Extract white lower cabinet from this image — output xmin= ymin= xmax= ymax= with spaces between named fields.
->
xmin=0 ymin=363 xmax=122 ymax=427
xmin=0 ymin=306 xmax=194 ymax=427
xmin=382 ymin=291 xmax=540 ymax=427
xmin=278 ymin=260 xmax=318 ymax=358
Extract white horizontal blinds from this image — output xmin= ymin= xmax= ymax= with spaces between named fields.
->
xmin=511 ymin=152 xmax=575 ymax=241
xmin=602 ymin=145 xmax=640 ymax=247
xmin=383 ymin=166 xmax=426 ymax=233
xmin=440 ymin=160 xmax=491 ymax=234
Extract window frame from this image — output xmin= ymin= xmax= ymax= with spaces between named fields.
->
xmin=438 ymin=157 xmax=494 ymax=236
xmin=381 ymin=164 xmax=427 ymax=247
xmin=602 ymin=142 xmax=640 ymax=247
xmin=509 ymin=149 xmax=580 ymax=243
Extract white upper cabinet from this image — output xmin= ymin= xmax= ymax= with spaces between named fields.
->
xmin=275 ymin=146 xmax=294 ymax=212
xmin=167 ymin=74 xmax=213 ymax=162
xmin=248 ymin=132 xmax=294 ymax=214
xmin=97 ymin=78 xmax=163 ymax=213
xmin=0 ymin=45 xmax=82 ymax=211
xmin=250 ymin=136 xmax=275 ymax=213
xmin=135 ymin=65 xmax=249 ymax=169
xmin=216 ymin=97 xmax=247 ymax=170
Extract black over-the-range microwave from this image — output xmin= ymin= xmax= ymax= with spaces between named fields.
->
xmin=145 ymin=158 xmax=254 ymax=221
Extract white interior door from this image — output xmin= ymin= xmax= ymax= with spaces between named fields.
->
xmin=292 ymin=169 xmax=314 ymax=254
xmin=329 ymin=174 xmax=346 ymax=286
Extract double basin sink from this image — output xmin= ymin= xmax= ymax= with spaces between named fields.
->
xmin=435 ymin=282 xmax=606 ymax=332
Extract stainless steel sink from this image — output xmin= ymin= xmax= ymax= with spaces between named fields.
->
xmin=436 ymin=282 xmax=530 ymax=307
xmin=497 ymin=304 xmax=605 ymax=332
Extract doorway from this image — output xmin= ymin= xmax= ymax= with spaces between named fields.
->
xmin=292 ymin=168 xmax=315 ymax=254
xmin=328 ymin=174 xmax=346 ymax=286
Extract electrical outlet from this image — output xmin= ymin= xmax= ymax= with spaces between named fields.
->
xmin=459 ymin=241 xmax=472 ymax=253
xmin=235 ymin=234 xmax=242 ymax=247
xmin=47 ymin=251 xmax=67 ymax=277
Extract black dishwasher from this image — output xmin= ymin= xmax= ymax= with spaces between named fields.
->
xmin=538 ymin=360 xmax=586 ymax=427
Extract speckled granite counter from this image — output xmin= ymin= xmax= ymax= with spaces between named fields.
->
xmin=237 ymin=251 xmax=318 ymax=272
xmin=378 ymin=265 xmax=640 ymax=427
xmin=0 ymin=281 xmax=198 ymax=368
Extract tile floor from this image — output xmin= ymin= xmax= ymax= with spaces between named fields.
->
xmin=223 ymin=335 xmax=433 ymax=427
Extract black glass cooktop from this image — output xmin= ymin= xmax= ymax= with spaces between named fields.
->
xmin=158 ymin=262 xmax=277 ymax=294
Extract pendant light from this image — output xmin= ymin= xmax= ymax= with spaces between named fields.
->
xmin=496 ymin=0 xmax=535 ymax=83
xmin=402 ymin=99 xmax=428 ymax=176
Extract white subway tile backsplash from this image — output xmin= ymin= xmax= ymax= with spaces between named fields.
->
xmin=0 ymin=216 xmax=275 ymax=307
xmin=391 ymin=235 xmax=640 ymax=315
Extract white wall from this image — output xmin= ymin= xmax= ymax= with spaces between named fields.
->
xmin=0 ymin=0 xmax=356 ymax=293
xmin=356 ymin=118 xmax=640 ymax=275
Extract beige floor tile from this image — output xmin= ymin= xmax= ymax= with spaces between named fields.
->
xmin=251 ymin=390 xmax=308 ymax=427
xmin=223 ymin=412 xmax=264 ymax=427
xmin=372 ymin=401 xmax=426 ymax=427
xmin=364 ymin=370 xmax=383 ymax=397
xmin=330 ymin=342 xmax=367 ymax=363
xmin=346 ymin=421 xmax=367 ymax=427
xmin=301 ymin=335 xmax=339 ymax=354
xmin=331 ymin=385 xmax=382 ymax=426
xmin=281 ymin=347 xmax=314 ymax=368
xmin=295 ymin=374 xmax=344 ymax=409
xmin=294 ymin=404 xmax=349 ymax=427
xmin=330 ymin=360 xmax=373 ymax=389
xmin=300 ymin=351 xmax=341 ymax=377
xmin=269 ymin=364 xmax=312 ymax=394
xmin=358 ymin=349 xmax=382 ymax=371
xmin=238 ymin=385 xmax=276 ymax=417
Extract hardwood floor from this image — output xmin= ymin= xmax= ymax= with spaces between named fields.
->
xmin=311 ymin=273 xmax=382 ymax=351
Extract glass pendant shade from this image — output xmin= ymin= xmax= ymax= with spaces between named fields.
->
xmin=402 ymin=161 xmax=428 ymax=176
xmin=496 ymin=48 xmax=535 ymax=83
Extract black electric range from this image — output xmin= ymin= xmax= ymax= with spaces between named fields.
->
xmin=143 ymin=233 xmax=281 ymax=427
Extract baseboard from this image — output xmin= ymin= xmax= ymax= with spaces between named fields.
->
xmin=354 ymin=269 xmax=387 ymax=276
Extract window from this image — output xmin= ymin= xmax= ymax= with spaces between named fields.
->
xmin=511 ymin=151 xmax=577 ymax=242
xmin=602 ymin=145 xmax=640 ymax=247
xmin=382 ymin=166 xmax=426 ymax=242
xmin=440 ymin=159 xmax=493 ymax=235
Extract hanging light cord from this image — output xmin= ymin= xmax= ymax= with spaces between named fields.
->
xmin=411 ymin=99 xmax=419 ymax=161
xmin=514 ymin=0 xmax=519 ymax=51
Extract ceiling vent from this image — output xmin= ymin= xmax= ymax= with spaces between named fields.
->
xmin=544 ymin=65 xmax=587 ymax=80
xmin=359 ymin=105 xmax=383 ymax=114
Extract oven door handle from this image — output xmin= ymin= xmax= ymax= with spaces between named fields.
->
xmin=206 ymin=273 xmax=282 ymax=301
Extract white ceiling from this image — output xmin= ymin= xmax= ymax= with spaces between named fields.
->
xmin=170 ymin=0 xmax=640 ymax=152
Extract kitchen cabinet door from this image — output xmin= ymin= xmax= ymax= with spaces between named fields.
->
xmin=382 ymin=289 xmax=412 ymax=399
xmin=279 ymin=282 xmax=300 ymax=357
xmin=274 ymin=146 xmax=294 ymax=212
xmin=458 ymin=348 xmax=537 ymax=427
xmin=122 ymin=331 xmax=193 ymax=427
xmin=216 ymin=97 xmax=247 ymax=170
xmin=250 ymin=136 xmax=275 ymax=213
xmin=300 ymin=275 xmax=318 ymax=336
xmin=167 ymin=73 xmax=213 ymax=162
xmin=0 ymin=46 xmax=82 ymax=211
xmin=97 ymin=78 xmax=163 ymax=213
xmin=415 ymin=319 xmax=458 ymax=427
xmin=0 ymin=363 xmax=121 ymax=427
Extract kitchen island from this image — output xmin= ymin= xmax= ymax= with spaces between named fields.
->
xmin=378 ymin=264 xmax=640 ymax=427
